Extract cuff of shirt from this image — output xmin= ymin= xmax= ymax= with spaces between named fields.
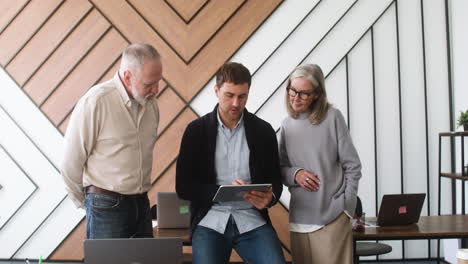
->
xmin=344 ymin=210 xmax=352 ymax=219
xmin=293 ymin=168 xmax=304 ymax=184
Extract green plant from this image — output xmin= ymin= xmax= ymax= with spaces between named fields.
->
xmin=457 ymin=110 xmax=468 ymax=127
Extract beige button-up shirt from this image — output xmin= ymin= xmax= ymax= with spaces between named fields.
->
xmin=61 ymin=73 xmax=159 ymax=208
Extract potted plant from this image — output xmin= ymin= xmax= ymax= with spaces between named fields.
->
xmin=457 ymin=110 xmax=468 ymax=131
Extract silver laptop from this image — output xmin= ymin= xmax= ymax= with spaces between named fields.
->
xmin=157 ymin=192 xmax=190 ymax=228
xmin=84 ymin=238 xmax=182 ymax=264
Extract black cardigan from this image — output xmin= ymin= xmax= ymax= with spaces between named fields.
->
xmin=176 ymin=105 xmax=283 ymax=234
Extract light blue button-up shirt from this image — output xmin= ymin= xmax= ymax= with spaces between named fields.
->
xmin=198 ymin=111 xmax=266 ymax=234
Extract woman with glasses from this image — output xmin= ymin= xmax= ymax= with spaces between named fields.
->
xmin=279 ymin=64 xmax=362 ymax=264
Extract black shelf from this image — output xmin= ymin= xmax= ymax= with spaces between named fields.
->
xmin=440 ymin=173 xmax=468 ymax=180
xmin=438 ymin=131 xmax=468 ymax=216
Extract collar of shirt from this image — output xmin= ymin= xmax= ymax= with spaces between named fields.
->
xmin=114 ymin=72 xmax=144 ymax=124
xmin=217 ymin=109 xmax=244 ymax=132
xmin=114 ymin=72 xmax=135 ymax=109
xmin=114 ymin=71 xmax=132 ymax=107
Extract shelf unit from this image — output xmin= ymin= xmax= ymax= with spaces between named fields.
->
xmin=438 ymin=131 xmax=468 ymax=215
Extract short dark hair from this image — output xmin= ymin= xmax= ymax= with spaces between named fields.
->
xmin=215 ymin=62 xmax=251 ymax=88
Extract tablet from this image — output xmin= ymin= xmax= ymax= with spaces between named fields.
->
xmin=212 ymin=184 xmax=272 ymax=203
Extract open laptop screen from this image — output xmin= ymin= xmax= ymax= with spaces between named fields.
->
xmin=376 ymin=193 xmax=426 ymax=226
xmin=84 ymin=237 xmax=182 ymax=264
xmin=157 ymin=192 xmax=190 ymax=228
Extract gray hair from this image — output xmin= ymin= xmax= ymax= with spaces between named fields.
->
xmin=120 ymin=43 xmax=161 ymax=74
xmin=285 ymin=64 xmax=331 ymax=125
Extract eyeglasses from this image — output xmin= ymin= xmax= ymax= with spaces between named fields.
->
xmin=287 ymin=87 xmax=315 ymax=100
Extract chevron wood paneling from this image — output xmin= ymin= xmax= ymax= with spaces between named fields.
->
xmin=129 ymin=0 xmax=245 ymax=62
xmin=0 ymin=0 xmax=62 ymax=65
xmin=91 ymin=0 xmax=282 ymax=101
xmin=23 ymin=9 xmax=110 ymax=105
xmin=151 ymin=108 xmax=197 ymax=183
xmin=97 ymin=58 xmax=121 ymax=84
xmin=41 ymin=28 xmax=128 ymax=125
xmin=58 ymin=115 xmax=70 ymax=135
xmin=6 ymin=0 xmax=92 ymax=85
xmin=0 ymin=0 xmax=286 ymax=261
xmin=49 ymin=221 xmax=85 ymax=260
xmin=156 ymin=88 xmax=186 ymax=136
xmin=165 ymin=0 xmax=207 ymax=23
xmin=0 ymin=0 xmax=28 ymax=33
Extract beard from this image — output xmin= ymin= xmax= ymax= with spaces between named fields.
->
xmin=132 ymin=86 xmax=152 ymax=106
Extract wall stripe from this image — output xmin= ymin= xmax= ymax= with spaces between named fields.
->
xmin=0 ymin=144 xmax=38 ymax=230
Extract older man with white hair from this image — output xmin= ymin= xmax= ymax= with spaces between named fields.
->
xmin=61 ymin=43 xmax=163 ymax=239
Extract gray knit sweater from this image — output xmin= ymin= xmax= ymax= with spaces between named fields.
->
xmin=279 ymin=107 xmax=361 ymax=225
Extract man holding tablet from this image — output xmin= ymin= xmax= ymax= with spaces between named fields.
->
xmin=176 ymin=62 xmax=286 ymax=264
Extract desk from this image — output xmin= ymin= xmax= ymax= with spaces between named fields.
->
xmin=153 ymin=215 xmax=468 ymax=263
xmin=353 ymin=215 xmax=468 ymax=263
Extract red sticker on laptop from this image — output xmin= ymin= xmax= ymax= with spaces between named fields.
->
xmin=398 ymin=206 xmax=407 ymax=214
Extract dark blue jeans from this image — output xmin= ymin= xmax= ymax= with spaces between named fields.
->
xmin=85 ymin=193 xmax=153 ymax=239
xmin=192 ymin=216 xmax=286 ymax=264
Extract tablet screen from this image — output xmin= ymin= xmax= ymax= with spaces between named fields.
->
xmin=212 ymin=184 xmax=272 ymax=203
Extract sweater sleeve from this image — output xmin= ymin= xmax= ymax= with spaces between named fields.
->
xmin=336 ymin=110 xmax=362 ymax=214
xmin=175 ymin=121 xmax=219 ymax=205
xmin=279 ymin=125 xmax=302 ymax=187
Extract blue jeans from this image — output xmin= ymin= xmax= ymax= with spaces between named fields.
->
xmin=85 ymin=193 xmax=153 ymax=239
xmin=192 ymin=216 xmax=286 ymax=264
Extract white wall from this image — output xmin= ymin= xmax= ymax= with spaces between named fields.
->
xmin=193 ymin=0 xmax=458 ymax=260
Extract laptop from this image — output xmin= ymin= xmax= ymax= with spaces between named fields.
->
xmin=84 ymin=237 xmax=183 ymax=264
xmin=372 ymin=193 xmax=426 ymax=226
xmin=157 ymin=192 xmax=190 ymax=228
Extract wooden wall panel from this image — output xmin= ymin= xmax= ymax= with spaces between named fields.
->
xmin=58 ymin=114 xmax=70 ymax=135
xmin=97 ymin=58 xmax=121 ymax=83
xmin=0 ymin=0 xmax=286 ymax=261
xmin=129 ymin=0 xmax=244 ymax=61
xmin=184 ymin=0 xmax=282 ymax=101
xmin=90 ymin=0 xmax=282 ymax=102
xmin=156 ymin=79 xmax=168 ymax=98
xmin=150 ymin=108 xmax=197 ymax=183
xmin=0 ymin=0 xmax=29 ymax=33
xmin=156 ymin=87 xmax=185 ymax=135
xmin=148 ymin=163 xmax=176 ymax=206
xmin=49 ymin=220 xmax=85 ymax=260
xmin=41 ymin=29 xmax=127 ymax=125
xmin=165 ymin=0 xmax=207 ymax=23
xmin=0 ymin=0 xmax=62 ymax=65
xmin=23 ymin=9 xmax=110 ymax=105
xmin=6 ymin=0 xmax=92 ymax=85
xmin=90 ymin=0 xmax=187 ymax=95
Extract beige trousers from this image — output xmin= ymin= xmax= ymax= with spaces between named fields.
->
xmin=290 ymin=213 xmax=353 ymax=264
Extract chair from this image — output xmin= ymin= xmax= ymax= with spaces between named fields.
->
xmin=354 ymin=196 xmax=392 ymax=263
xmin=355 ymin=242 xmax=392 ymax=262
